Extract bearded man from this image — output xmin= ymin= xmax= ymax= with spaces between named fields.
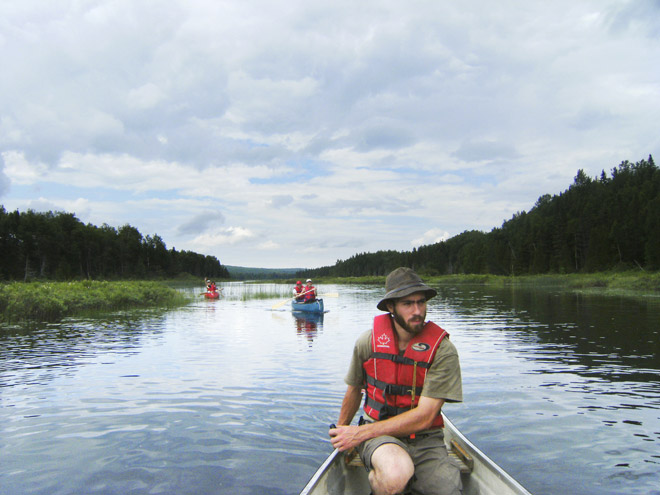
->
xmin=329 ymin=267 xmax=463 ymax=495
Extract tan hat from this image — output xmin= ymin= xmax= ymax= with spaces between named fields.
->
xmin=376 ymin=267 xmax=437 ymax=311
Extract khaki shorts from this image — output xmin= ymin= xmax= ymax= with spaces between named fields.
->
xmin=358 ymin=429 xmax=462 ymax=495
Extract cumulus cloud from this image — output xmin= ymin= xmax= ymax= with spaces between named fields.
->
xmin=193 ymin=227 xmax=255 ymax=247
xmin=269 ymin=195 xmax=294 ymax=209
xmin=452 ymin=140 xmax=520 ymax=163
xmin=1 ymin=1 xmax=658 ymax=268
xmin=411 ymin=229 xmax=451 ymax=248
xmin=0 ymin=156 xmax=10 ymax=198
xmin=177 ymin=211 xmax=226 ymax=236
xmin=258 ymin=240 xmax=279 ymax=250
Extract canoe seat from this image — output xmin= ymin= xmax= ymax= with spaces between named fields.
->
xmin=343 ymin=443 xmax=473 ymax=475
xmin=449 ymin=440 xmax=473 ymax=474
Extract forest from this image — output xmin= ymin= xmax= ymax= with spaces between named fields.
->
xmin=0 ymin=208 xmax=229 ymax=281
xmin=300 ymin=155 xmax=660 ymax=278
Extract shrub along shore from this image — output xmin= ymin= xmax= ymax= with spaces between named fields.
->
xmin=3 ymin=271 xmax=658 ymax=325
xmin=0 ymin=280 xmax=190 ymax=325
xmin=296 ymin=270 xmax=660 ymax=295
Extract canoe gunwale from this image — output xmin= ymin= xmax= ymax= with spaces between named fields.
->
xmin=299 ymin=413 xmax=533 ymax=495
xmin=443 ymin=414 xmax=532 ymax=495
xmin=299 ymin=448 xmax=341 ymax=495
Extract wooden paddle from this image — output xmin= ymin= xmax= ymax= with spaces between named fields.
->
xmin=272 ymin=288 xmax=315 ymax=309
xmin=271 ymin=290 xmax=338 ymax=310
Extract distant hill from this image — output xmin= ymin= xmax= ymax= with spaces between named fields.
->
xmin=225 ymin=265 xmax=304 ymax=280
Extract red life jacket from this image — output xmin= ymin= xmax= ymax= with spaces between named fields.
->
xmin=303 ymin=285 xmax=316 ymax=301
xmin=362 ymin=313 xmax=448 ymax=428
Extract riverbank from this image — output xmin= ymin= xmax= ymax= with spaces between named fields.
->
xmin=294 ymin=271 xmax=660 ymax=296
xmin=0 ymin=280 xmax=191 ymax=325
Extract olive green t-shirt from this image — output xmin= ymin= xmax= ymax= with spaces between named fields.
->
xmin=344 ymin=326 xmax=463 ymax=403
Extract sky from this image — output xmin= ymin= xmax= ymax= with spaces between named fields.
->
xmin=1 ymin=1 xmax=659 ymax=269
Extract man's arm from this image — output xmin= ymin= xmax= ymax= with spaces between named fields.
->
xmin=330 ymin=395 xmax=444 ymax=452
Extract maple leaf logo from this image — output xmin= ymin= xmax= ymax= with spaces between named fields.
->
xmin=376 ymin=333 xmax=390 ymax=347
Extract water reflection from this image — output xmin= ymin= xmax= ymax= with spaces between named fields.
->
xmin=293 ymin=312 xmax=324 ymax=347
xmin=432 ymin=285 xmax=660 ymax=494
xmin=2 ymin=283 xmax=660 ymax=495
xmin=436 ymin=286 xmax=660 ymax=377
xmin=0 ymin=311 xmax=168 ymax=389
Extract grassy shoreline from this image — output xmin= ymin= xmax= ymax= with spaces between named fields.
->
xmin=288 ymin=270 xmax=660 ymax=296
xmin=3 ymin=271 xmax=658 ymax=325
xmin=0 ymin=280 xmax=191 ymax=325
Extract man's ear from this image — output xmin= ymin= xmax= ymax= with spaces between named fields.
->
xmin=386 ymin=301 xmax=394 ymax=313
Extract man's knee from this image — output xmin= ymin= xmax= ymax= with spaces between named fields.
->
xmin=369 ymin=443 xmax=415 ymax=494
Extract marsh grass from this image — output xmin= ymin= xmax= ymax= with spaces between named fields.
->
xmin=0 ymin=280 xmax=190 ymax=324
xmin=239 ymin=289 xmax=284 ymax=301
xmin=218 ymin=283 xmax=291 ymax=301
xmin=303 ymin=271 xmax=660 ymax=295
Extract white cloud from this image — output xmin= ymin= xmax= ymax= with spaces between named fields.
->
xmin=127 ymin=83 xmax=167 ymax=110
xmin=192 ymin=227 xmax=256 ymax=248
xmin=412 ymin=229 xmax=452 ymax=248
xmin=1 ymin=0 xmax=658 ymax=268
xmin=258 ymin=240 xmax=279 ymax=250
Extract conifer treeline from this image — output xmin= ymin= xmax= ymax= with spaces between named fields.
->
xmin=0 ymin=208 xmax=229 ymax=281
xmin=300 ymin=156 xmax=659 ymax=278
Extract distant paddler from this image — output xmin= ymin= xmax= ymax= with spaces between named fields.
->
xmin=302 ymin=279 xmax=317 ymax=302
xmin=202 ymin=279 xmax=223 ymax=296
xmin=293 ymin=280 xmax=305 ymax=302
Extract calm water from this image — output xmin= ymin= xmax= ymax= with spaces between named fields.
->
xmin=1 ymin=283 xmax=659 ymax=495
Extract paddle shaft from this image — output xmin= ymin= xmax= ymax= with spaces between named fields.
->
xmin=272 ymin=287 xmax=317 ymax=309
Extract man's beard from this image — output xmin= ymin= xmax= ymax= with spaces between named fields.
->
xmin=392 ymin=307 xmax=426 ymax=335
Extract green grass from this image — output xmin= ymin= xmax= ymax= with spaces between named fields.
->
xmin=299 ymin=271 xmax=660 ymax=294
xmin=238 ymin=289 xmax=285 ymax=300
xmin=0 ymin=280 xmax=191 ymax=324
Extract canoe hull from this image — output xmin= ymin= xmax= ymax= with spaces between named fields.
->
xmin=204 ymin=291 xmax=220 ymax=299
xmin=300 ymin=448 xmax=369 ymax=495
xmin=299 ymin=413 xmax=532 ymax=495
xmin=292 ymin=299 xmax=324 ymax=313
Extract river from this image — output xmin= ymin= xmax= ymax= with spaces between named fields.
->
xmin=1 ymin=283 xmax=659 ymax=495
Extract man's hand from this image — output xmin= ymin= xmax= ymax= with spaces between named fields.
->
xmin=329 ymin=424 xmax=363 ymax=452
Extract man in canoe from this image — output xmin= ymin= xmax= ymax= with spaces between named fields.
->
xmin=303 ymin=279 xmax=317 ymax=302
xmin=293 ymin=280 xmax=305 ymax=301
xmin=329 ymin=267 xmax=462 ymax=495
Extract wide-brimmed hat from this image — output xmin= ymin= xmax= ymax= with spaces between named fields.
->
xmin=376 ymin=267 xmax=437 ymax=311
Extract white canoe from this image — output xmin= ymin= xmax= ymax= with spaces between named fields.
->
xmin=300 ymin=413 xmax=532 ymax=495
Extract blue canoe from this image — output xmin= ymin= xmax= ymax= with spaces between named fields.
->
xmin=292 ymin=299 xmax=324 ymax=313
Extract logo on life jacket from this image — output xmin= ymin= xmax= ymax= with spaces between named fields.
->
xmin=411 ymin=342 xmax=430 ymax=352
xmin=376 ymin=333 xmax=391 ymax=347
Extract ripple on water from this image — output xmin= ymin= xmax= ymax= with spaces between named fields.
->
xmin=2 ymin=285 xmax=660 ymax=495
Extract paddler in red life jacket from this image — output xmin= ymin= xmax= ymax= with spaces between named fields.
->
xmin=293 ymin=281 xmax=305 ymax=301
xmin=329 ymin=267 xmax=463 ymax=495
xmin=303 ymin=279 xmax=317 ymax=302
